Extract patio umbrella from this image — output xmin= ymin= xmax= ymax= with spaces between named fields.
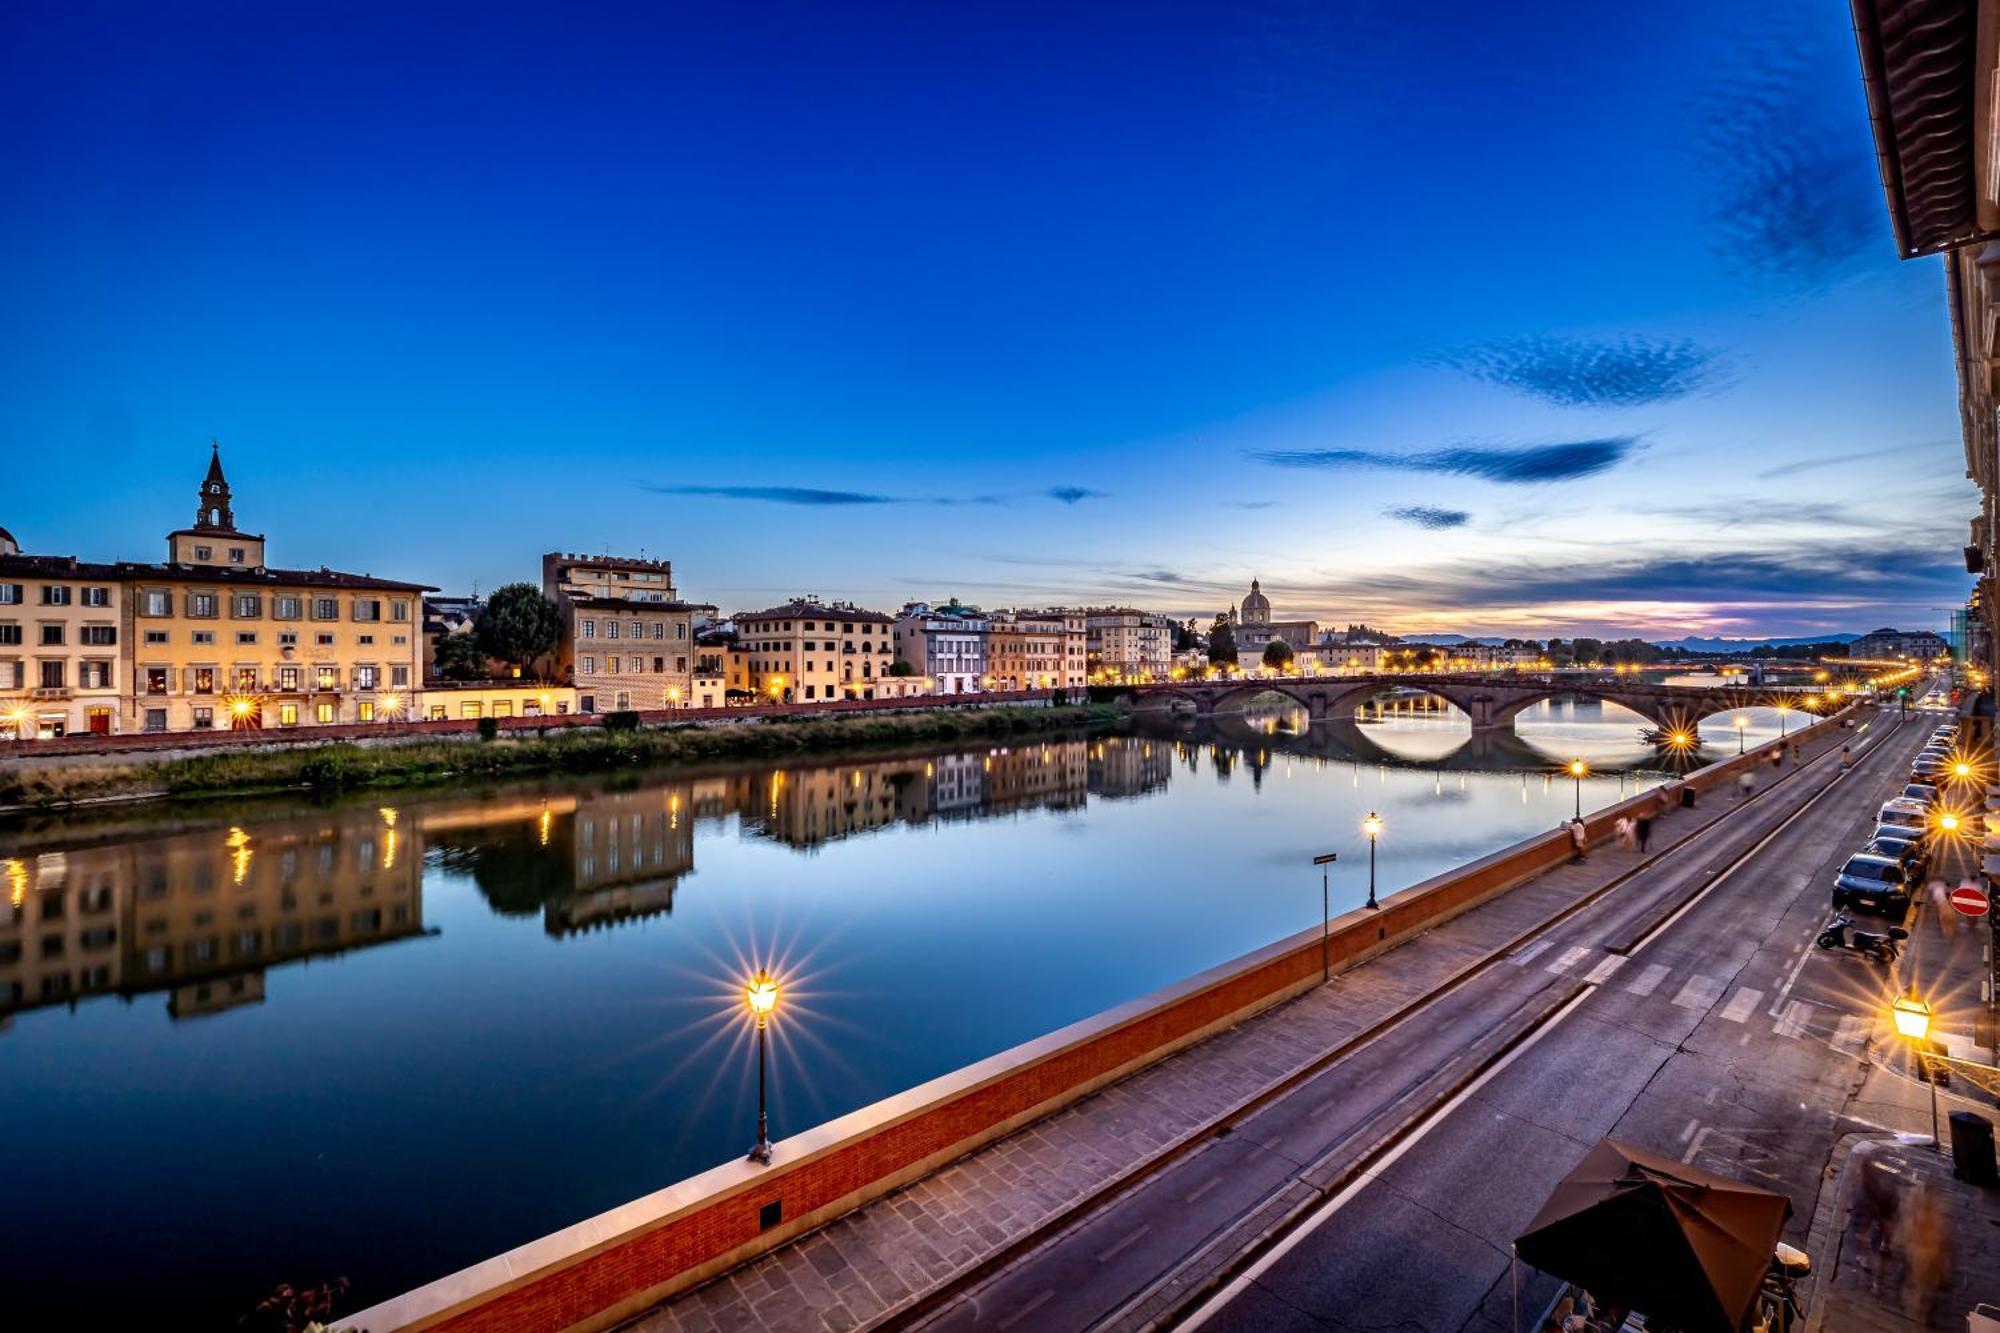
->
xmin=1514 ymin=1138 xmax=1792 ymax=1333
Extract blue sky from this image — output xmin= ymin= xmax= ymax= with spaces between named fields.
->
xmin=0 ymin=1 xmax=1973 ymax=638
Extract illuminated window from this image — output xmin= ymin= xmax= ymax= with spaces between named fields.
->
xmin=492 ymin=701 xmax=513 ymax=717
xmin=279 ymin=704 xmax=298 ymax=726
xmin=314 ymin=702 xmax=334 ymax=724
xmin=357 ymin=701 xmax=375 ymax=721
xmin=460 ymin=702 xmax=483 ymax=718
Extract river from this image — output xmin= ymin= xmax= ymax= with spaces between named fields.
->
xmin=0 ymin=696 xmax=1803 ymax=1322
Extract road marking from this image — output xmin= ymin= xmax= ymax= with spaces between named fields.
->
xmin=1672 ymin=974 xmax=1726 ymax=1010
xmin=1773 ymin=1000 xmax=1815 ymax=1039
xmin=1179 ymin=986 xmax=1596 ymax=1332
xmin=1185 ymin=1176 xmax=1223 ymax=1205
xmin=1545 ymin=946 xmax=1591 ymax=975
xmin=1096 ymin=1223 xmax=1151 ymax=1264
xmin=1831 ymin=1014 xmax=1871 ymax=1054
xmin=996 ymin=1289 xmax=1054 ymax=1329
xmin=1583 ymin=955 xmax=1626 ymax=984
xmin=1625 ymin=963 xmax=1672 ymax=997
xmin=1508 ymin=939 xmax=1553 ymax=967
xmin=1682 ymin=1126 xmax=1712 ymax=1164
xmin=1678 ymin=1117 xmax=1699 ymax=1144
xmin=1719 ymin=987 xmax=1763 ymax=1023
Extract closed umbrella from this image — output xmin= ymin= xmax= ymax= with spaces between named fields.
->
xmin=1514 ymin=1138 xmax=1792 ymax=1333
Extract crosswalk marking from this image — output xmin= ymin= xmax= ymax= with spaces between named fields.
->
xmin=1625 ymin=963 xmax=1672 ymax=997
xmin=1672 ymin=974 xmax=1726 ymax=1011
xmin=1831 ymin=1014 xmax=1871 ymax=1053
xmin=1719 ymin=987 xmax=1763 ymax=1023
xmin=1545 ymin=946 xmax=1592 ymax=975
xmin=1508 ymin=939 xmax=1553 ymax=967
xmin=1584 ymin=955 xmax=1626 ymax=984
xmin=1773 ymin=1000 xmax=1815 ymax=1039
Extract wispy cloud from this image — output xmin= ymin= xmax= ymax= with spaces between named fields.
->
xmin=644 ymin=483 xmax=1105 ymax=507
xmin=1436 ymin=336 xmax=1721 ymax=407
xmin=1221 ymin=500 xmax=1280 ymax=510
xmin=1249 ymin=437 xmax=1640 ymax=484
xmin=1386 ymin=505 xmax=1470 ymax=529
xmin=1753 ymin=444 xmax=1926 ymax=481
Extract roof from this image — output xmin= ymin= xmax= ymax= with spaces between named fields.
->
xmin=0 ymin=553 xmax=126 ymax=580
xmin=116 ymin=560 xmax=435 ymax=592
xmin=738 ymin=600 xmax=893 ymax=623
xmin=563 ymin=593 xmax=698 ymax=612
xmin=1851 ymin=0 xmax=1996 ymax=258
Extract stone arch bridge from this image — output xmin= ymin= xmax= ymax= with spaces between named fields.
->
xmin=1126 ymin=674 xmax=1785 ymax=736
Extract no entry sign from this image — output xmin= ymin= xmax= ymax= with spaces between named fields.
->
xmin=1950 ymin=885 xmax=1990 ymax=918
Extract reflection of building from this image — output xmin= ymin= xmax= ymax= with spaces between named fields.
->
xmin=2 ymin=802 xmax=426 ymax=1027
xmin=1089 ymin=737 xmax=1175 ymax=799
xmin=549 ymin=785 xmax=696 ymax=935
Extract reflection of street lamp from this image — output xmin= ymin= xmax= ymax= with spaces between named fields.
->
xmin=1567 ymin=758 xmax=1588 ymax=821
xmin=1891 ymin=985 xmax=1939 ymax=1150
xmin=745 ymin=971 xmax=781 ymax=1164
xmin=1363 ymin=812 xmax=1383 ymax=910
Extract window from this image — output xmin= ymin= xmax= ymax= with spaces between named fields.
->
xmin=652 ymin=623 xmax=665 ymax=639
xmin=391 ymin=600 xmax=410 ymax=622
xmin=492 ymin=701 xmax=513 ymax=718
xmin=675 ymin=656 xmax=686 ymax=672
xmin=390 ymin=664 xmax=409 ymax=687
xmin=193 ymin=545 xmax=212 ymax=561
xmin=615 ymin=691 xmax=630 ymax=709
xmin=278 ymin=631 xmax=297 ymax=646
xmin=357 ymin=634 xmax=374 ymax=645
xmin=675 ymin=622 xmax=685 ymax=639
xmin=460 ymin=701 xmax=483 ymax=718
xmin=275 ymin=596 xmax=301 ymax=619
xmin=81 ymin=625 xmax=115 ymax=646
xmin=653 ymin=656 xmax=664 ymax=673
xmin=606 ymin=656 xmax=620 ymax=674
xmin=38 ymin=661 xmax=64 ymax=689
xmin=354 ymin=665 xmax=378 ymax=689
xmin=279 ymin=666 xmax=300 ymax=690
xmin=39 ymin=624 xmax=63 ymax=646
xmin=235 ymin=668 xmax=258 ymax=690
xmin=193 ymin=706 xmax=214 ymax=729
xmin=279 ymin=704 xmax=298 ymax=726
xmin=315 ymin=666 xmax=338 ymax=689
xmin=0 ymin=624 xmax=18 ymax=645
xmin=80 ymin=661 xmax=111 ymax=689
xmin=428 ymin=705 xmax=447 ymax=721
xmin=354 ymin=599 xmax=381 ymax=621
xmin=581 ymin=655 xmax=596 ymax=674
xmin=582 ymin=620 xmax=596 ymax=639
xmin=316 ymin=633 xmax=334 ymax=646
xmin=144 ymin=669 xmax=170 ymax=695
xmin=232 ymin=594 xmax=259 ymax=618
xmin=236 ymin=632 xmax=257 ymax=645
xmin=144 ymin=708 xmax=166 ymax=732
xmin=228 ymin=547 xmax=245 ymax=563
xmin=0 ymin=584 xmax=19 ymax=604
xmin=188 ymin=592 xmax=218 ymax=618
xmin=41 ymin=586 xmax=71 ymax=606
xmin=609 ymin=621 xmax=623 ymax=640
xmin=314 ymin=702 xmax=335 ymax=723
xmin=312 ymin=597 xmax=338 ymax=619
xmin=357 ymin=701 xmax=375 ymax=721
xmin=192 ymin=667 xmax=216 ymax=694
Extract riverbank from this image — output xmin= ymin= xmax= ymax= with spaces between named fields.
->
xmin=0 ymin=703 xmax=1130 ymax=809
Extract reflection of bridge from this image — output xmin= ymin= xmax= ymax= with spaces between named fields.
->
xmin=1145 ymin=714 xmax=1676 ymax=775
xmin=1127 ymin=674 xmax=1767 ymax=736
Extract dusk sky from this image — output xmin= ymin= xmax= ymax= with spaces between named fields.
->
xmin=0 ymin=1 xmax=1974 ymax=639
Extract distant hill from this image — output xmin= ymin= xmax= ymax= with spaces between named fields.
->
xmin=1401 ymin=634 xmax=1507 ymax=647
xmin=1651 ymin=633 xmax=1859 ymax=654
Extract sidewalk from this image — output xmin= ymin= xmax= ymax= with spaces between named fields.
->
xmin=1805 ymin=1134 xmax=2000 ymax=1331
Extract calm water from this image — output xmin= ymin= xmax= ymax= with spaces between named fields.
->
xmin=0 ymin=695 xmax=1801 ymax=1322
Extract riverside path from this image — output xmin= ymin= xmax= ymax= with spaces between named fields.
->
xmin=623 ymin=705 xmax=1981 ymax=1333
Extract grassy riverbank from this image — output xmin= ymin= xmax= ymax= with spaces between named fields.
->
xmin=0 ymin=704 xmax=1131 ymax=808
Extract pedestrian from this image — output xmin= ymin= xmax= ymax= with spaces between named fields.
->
xmin=1738 ymin=770 xmax=1756 ymax=800
xmin=1614 ymin=815 xmax=1633 ymax=850
xmin=1770 ymin=746 xmax=1784 ymax=770
xmin=1845 ymin=1141 xmax=1902 ymax=1271
xmin=1841 ymin=744 xmax=1853 ymax=770
xmin=1568 ymin=817 xmax=1587 ymax=863
xmin=1791 ymin=743 xmax=1802 ymax=766
xmin=1635 ymin=813 xmax=1653 ymax=853
xmin=1898 ymin=1179 xmax=1953 ymax=1321
xmin=1931 ymin=879 xmax=1954 ymax=936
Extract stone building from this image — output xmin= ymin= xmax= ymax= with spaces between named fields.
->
xmin=739 ymin=598 xmax=896 ymax=702
xmin=894 ymin=601 xmax=989 ymax=694
xmin=543 ymin=552 xmax=698 ymax=713
xmin=1229 ymin=578 xmax=1320 ymax=667
xmin=1085 ymin=608 xmax=1174 ymax=680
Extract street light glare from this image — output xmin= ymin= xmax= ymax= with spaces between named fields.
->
xmin=745 ymin=971 xmax=780 ymax=1019
xmin=1891 ymin=986 xmax=1933 ymax=1041
xmin=1362 ymin=812 xmax=1383 ymax=840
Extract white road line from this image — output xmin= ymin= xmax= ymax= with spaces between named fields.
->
xmin=1625 ymin=963 xmax=1672 ymax=997
xmin=1583 ymin=955 xmax=1626 ymax=984
xmin=1185 ymin=1176 xmax=1223 ymax=1205
xmin=1672 ymin=975 xmax=1726 ymax=1011
xmin=1681 ymin=1126 xmax=1713 ymax=1165
xmin=995 ymin=1289 xmax=1054 ymax=1329
xmin=1719 ymin=987 xmax=1763 ymax=1023
xmin=1545 ymin=946 xmax=1591 ymax=975
xmin=1677 ymin=1117 xmax=1699 ymax=1144
xmin=1508 ymin=939 xmax=1554 ymax=967
xmin=1178 ymin=987 xmax=1596 ymax=1332
xmin=1773 ymin=1000 xmax=1815 ymax=1039
xmin=1096 ymin=1223 xmax=1152 ymax=1264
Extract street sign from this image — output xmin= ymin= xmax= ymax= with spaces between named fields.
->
xmin=1311 ymin=853 xmax=1339 ymax=866
xmin=1949 ymin=885 xmax=1990 ymax=918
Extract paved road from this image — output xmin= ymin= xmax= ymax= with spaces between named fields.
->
xmin=1187 ymin=710 xmax=1939 ymax=1333
xmin=897 ymin=713 xmax=1932 ymax=1332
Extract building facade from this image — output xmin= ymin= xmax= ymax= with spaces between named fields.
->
xmin=0 ymin=548 xmax=123 ymax=739
xmin=739 ymin=599 xmax=896 ymax=702
xmin=1085 ymin=608 xmax=1173 ymax=680
xmin=893 ymin=602 xmax=989 ymax=694
xmin=1847 ymin=627 xmax=1951 ymax=662
xmin=544 ymin=553 xmax=697 ymax=713
xmin=985 ymin=610 xmax=1068 ymax=690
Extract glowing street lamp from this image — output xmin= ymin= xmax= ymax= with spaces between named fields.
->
xmin=1890 ymin=985 xmax=1941 ymax=1150
xmin=1566 ymin=758 xmax=1588 ymax=821
xmin=1775 ymin=700 xmax=1791 ymax=737
xmin=1363 ymin=811 xmax=1383 ymax=910
xmin=1665 ymin=729 xmax=1696 ymax=755
xmin=1733 ymin=714 xmax=1748 ymax=755
xmin=745 ymin=970 xmax=781 ymax=1164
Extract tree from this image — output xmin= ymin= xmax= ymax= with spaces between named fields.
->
xmin=887 ymin=660 xmax=915 ymax=677
xmin=1208 ymin=614 xmax=1237 ymax=665
xmin=1262 ymin=638 xmax=1294 ymax=670
xmin=432 ymin=630 xmax=488 ymax=681
xmin=476 ymin=582 xmax=563 ymax=677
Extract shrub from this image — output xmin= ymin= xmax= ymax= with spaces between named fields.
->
xmin=476 ymin=717 xmax=500 ymax=742
xmin=603 ymin=710 xmax=641 ymax=732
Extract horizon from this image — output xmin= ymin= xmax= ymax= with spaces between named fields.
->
xmin=1 ymin=1 xmax=1975 ymax=638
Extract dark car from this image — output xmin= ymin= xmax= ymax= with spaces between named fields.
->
xmin=1902 ymin=783 xmax=1940 ymax=807
xmin=1833 ymin=852 xmax=1912 ymax=914
xmin=1864 ymin=833 xmax=1927 ymax=883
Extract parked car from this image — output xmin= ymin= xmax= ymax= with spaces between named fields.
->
xmin=1902 ymin=783 xmax=1941 ymax=807
xmin=1833 ymin=852 xmax=1913 ymax=914
xmin=1877 ymin=803 xmax=1928 ymax=836
xmin=1865 ymin=831 xmax=1928 ymax=881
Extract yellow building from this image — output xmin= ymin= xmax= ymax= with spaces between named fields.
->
xmin=415 ymin=680 xmax=578 ymax=721
xmin=0 ymin=543 xmax=124 ymax=739
xmin=987 ymin=611 xmax=1068 ymax=690
xmin=737 ymin=599 xmax=896 ymax=703
xmin=544 ymin=552 xmax=698 ymax=713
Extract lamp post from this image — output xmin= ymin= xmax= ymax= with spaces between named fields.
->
xmin=1363 ymin=812 xmax=1382 ymax=910
xmin=1776 ymin=701 xmax=1790 ymax=738
xmin=1566 ymin=758 xmax=1588 ymax=821
xmin=1312 ymin=852 xmax=1337 ymax=980
xmin=745 ymin=971 xmax=780 ymax=1164
xmin=1733 ymin=714 xmax=1748 ymax=755
xmin=1891 ymin=985 xmax=1939 ymax=1151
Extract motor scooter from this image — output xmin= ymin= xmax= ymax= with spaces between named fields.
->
xmin=1815 ymin=912 xmax=1906 ymax=964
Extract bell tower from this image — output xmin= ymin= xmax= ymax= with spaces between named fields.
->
xmin=196 ymin=440 xmax=236 ymax=531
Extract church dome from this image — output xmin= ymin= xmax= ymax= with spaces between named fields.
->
xmin=1241 ymin=578 xmax=1271 ymax=625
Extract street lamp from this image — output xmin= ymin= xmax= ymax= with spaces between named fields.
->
xmin=1890 ymin=985 xmax=1940 ymax=1150
xmin=1733 ymin=714 xmax=1748 ymax=755
xmin=1363 ymin=812 xmax=1383 ymax=910
xmin=745 ymin=970 xmax=781 ymax=1164
xmin=1775 ymin=700 xmax=1791 ymax=737
xmin=1566 ymin=758 xmax=1588 ymax=821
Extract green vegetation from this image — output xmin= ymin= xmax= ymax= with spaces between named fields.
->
xmin=0 ymin=704 xmax=1129 ymax=808
xmin=1261 ymin=639 xmax=1294 ymax=669
xmin=432 ymin=629 xmax=488 ymax=681
xmin=474 ymin=582 xmax=563 ymax=677
xmin=1207 ymin=613 xmax=1237 ymax=664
